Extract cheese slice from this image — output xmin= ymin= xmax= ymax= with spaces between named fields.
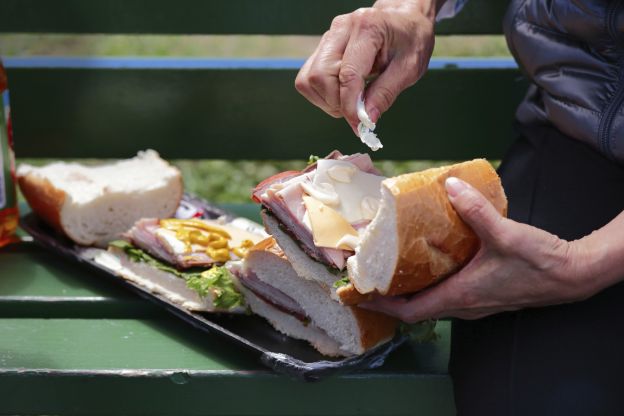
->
xmin=303 ymin=196 xmax=358 ymax=250
xmin=312 ymin=159 xmax=384 ymax=223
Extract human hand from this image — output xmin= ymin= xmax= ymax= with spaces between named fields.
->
xmin=295 ymin=0 xmax=440 ymax=133
xmin=361 ymin=177 xmax=606 ymax=323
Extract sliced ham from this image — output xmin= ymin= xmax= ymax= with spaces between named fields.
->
xmin=125 ymin=218 xmax=218 ymax=269
xmin=252 ymin=151 xmax=381 ymax=271
xmin=235 ymin=270 xmax=308 ymax=322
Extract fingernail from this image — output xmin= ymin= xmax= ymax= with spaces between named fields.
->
xmin=445 ymin=177 xmax=468 ymax=197
xmin=368 ymin=107 xmax=380 ymax=123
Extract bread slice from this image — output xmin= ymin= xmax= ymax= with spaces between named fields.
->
xmin=262 ymin=212 xmax=372 ymax=305
xmin=241 ymin=238 xmax=397 ymax=356
xmin=89 ymin=247 xmax=244 ymax=313
xmin=348 ymin=159 xmax=507 ymax=296
xmin=17 ymin=150 xmax=183 ymax=247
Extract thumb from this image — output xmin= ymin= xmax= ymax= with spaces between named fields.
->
xmin=364 ymin=58 xmax=421 ymax=122
xmin=445 ymin=177 xmax=505 ymax=242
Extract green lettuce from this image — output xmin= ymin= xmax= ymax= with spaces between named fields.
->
xmin=186 ymin=266 xmax=244 ymax=310
xmin=109 ymin=240 xmax=244 ymax=310
xmin=333 ymin=276 xmax=351 ymax=288
xmin=307 ymin=154 xmax=320 ymax=165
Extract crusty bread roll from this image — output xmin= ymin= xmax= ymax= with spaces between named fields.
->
xmin=347 ymin=159 xmax=507 ymax=297
xmin=17 ymin=150 xmax=183 ymax=247
xmin=239 ymin=238 xmax=397 ymax=356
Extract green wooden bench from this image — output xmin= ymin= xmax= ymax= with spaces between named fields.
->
xmin=0 ymin=1 xmax=525 ymax=414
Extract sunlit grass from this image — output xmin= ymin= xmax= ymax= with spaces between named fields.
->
xmin=0 ymin=34 xmax=510 ymax=58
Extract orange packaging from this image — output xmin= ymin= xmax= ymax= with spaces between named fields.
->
xmin=0 ymin=59 xmax=18 ymax=248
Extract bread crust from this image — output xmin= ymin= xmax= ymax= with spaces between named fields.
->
xmin=351 ymin=306 xmax=398 ymax=350
xmin=336 ymin=283 xmax=375 ymax=305
xmin=248 ymin=237 xmax=397 ymax=355
xmin=382 ymin=159 xmax=507 ymax=296
xmin=18 ymin=173 xmax=66 ymax=236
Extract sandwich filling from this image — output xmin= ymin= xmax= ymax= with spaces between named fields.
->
xmin=253 ymin=151 xmax=385 ymax=270
xmin=230 ymin=267 xmax=309 ymax=323
xmin=125 ymin=218 xmax=262 ymax=268
xmin=100 ymin=217 xmax=266 ymax=311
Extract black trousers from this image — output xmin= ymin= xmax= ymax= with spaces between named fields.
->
xmin=450 ymin=124 xmax=624 ymax=416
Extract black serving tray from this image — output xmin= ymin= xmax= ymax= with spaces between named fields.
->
xmin=20 ymin=193 xmax=406 ymax=381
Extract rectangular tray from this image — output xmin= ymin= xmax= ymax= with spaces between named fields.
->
xmin=20 ymin=193 xmax=406 ymax=381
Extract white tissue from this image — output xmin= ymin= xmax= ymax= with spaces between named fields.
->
xmin=356 ymin=93 xmax=383 ymax=151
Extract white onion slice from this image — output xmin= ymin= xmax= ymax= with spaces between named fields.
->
xmin=356 ymin=92 xmax=383 ymax=151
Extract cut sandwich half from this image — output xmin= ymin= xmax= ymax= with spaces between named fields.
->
xmin=230 ymin=237 xmax=397 ymax=356
xmin=17 ymin=150 xmax=183 ymax=247
xmin=254 ymin=152 xmax=507 ymax=302
xmin=92 ymin=216 xmax=266 ymax=313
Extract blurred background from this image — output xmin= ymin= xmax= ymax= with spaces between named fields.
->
xmin=0 ymin=34 xmax=509 ymax=203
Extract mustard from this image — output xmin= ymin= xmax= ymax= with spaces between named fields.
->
xmin=159 ymin=219 xmax=253 ymax=263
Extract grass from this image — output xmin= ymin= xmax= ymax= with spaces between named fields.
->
xmin=0 ymin=34 xmax=510 ymax=58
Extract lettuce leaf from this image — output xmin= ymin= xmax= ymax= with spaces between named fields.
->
xmin=333 ymin=276 xmax=350 ymax=288
xmin=186 ymin=266 xmax=244 ymax=310
xmin=109 ymin=240 xmax=244 ymax=310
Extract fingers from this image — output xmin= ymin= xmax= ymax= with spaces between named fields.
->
xmin=339 ymin=9 xmax=385 ymax=130
xmin=445 ymin=177 xmax=507 ymax=245
xmin=361 ymin=282 xmax=459 ymax=323
xmin=295 ymin=15 xmax=351 ymax=118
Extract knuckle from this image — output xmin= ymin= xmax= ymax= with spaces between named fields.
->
xmin=455 ymin=286 xmax=477 ymax=309
xmin=372 ymin=85 xmax=396 ymax=111
xmin=294 ymin=75 xmax=310 ymax=94
xmin=330 ymin=14 xmax=349 ymax=29
xmin=352 ymin=8 xmax=375 ymax=25
xmin=327 ymin=110 xmax=343 ymax=119
xmin=307 ymin=71 xmax=325 ymax=90
xmin=463 ymin=194 xmax=489 ymax=219
xmin=338 ymin=64 xmax=361 ymax=87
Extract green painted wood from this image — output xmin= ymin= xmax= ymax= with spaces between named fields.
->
xmin=8 ymin=66 xmax=526 ymax=160
xmin=0 ymin=241 xmax=153 ymax=317
xmin=0 ymin=318 xmax=453 ymax=414
xmin=0 ymin=372 xmax=453 ymax=416
xmin=0 ymin=0 xmax=506 ymax=35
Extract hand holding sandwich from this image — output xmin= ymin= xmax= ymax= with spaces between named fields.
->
xmin=295 ymin=0 xmax=441 ymax=133
xmin=362 ymin=177 xmax=624 ymax=322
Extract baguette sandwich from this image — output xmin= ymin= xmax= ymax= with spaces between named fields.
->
xmin=17 ymin=150 xmax=183 ymax=247
xmin=253 ymin=151 xmax=507 ymax=303
xmin=229 ymin=237 xmax=397 ymax=356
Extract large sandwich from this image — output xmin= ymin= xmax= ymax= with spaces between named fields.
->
xmin=253 ymin=151 xmax=507 ymax=303
xmin=230 ymin=237 xmax=397 ymax=356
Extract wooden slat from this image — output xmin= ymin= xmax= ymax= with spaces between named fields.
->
xmin=6 ymin=58 xmax=526 ymax=161
xmin=0 ymin=242 xmax=156 ymax=318
xmin=0 ymin=0 xmax=507 ymax=35
xmin=0 ymin=319 xmax=453 ymax=415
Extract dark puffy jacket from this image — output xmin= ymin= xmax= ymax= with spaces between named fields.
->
xmin=504 ymin=0 xmax=624 ymax=162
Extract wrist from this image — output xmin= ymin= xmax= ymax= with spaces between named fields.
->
xmin=560 ymin=237 xmax=614 ymax=300
xmin=373 ymin=0 xmax=441 ymax=22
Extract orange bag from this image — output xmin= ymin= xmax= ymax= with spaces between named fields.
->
xmin=0 ymin=60 xmax=18 ymax=248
